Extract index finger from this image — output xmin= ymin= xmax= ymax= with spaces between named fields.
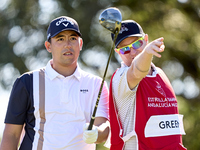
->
xmin=153 ymin=37 xmax=164 ymax=47
xmin=156 ymin=37 xmax=164 ymax=41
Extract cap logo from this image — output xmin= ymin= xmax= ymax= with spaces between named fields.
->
xmin=62 ymin=22 xmax=69 ymax=27
xmin=55 ymin=18 xmax=74 ymax=26
xmin=119 ymin=24 xmax=128 ymax=34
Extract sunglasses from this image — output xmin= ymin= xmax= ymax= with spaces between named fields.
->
xmin=116 ymin=37 xmax=144 ymax=54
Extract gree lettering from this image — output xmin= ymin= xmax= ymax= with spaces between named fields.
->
xmin=159 ymin=120 xmax=179 ymax=129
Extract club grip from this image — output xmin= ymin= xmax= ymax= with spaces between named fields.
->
xmin=88 ymin=94 xmax=101 ymax=130
xmin=88 ymin=118 xmax=95 ymax=130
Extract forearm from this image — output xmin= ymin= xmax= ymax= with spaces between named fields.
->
xmin=95 ymin=121 xmax=110 ymax=144
xmin=0 ymin=124 xmax=23 ymax=150
xmin=127 ymin=51 xmax=152 ymax=90
xmin=133 ymin=50 xmax=153 ymax=75
xmin=0 ymin=134 xmax=20 ymax=150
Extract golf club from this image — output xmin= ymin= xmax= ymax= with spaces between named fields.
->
xmin=88 ymin=7 xmax=122 ymax=130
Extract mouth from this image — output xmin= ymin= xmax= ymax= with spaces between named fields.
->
xmin=63 ymin=52 xmax=73 ymax=56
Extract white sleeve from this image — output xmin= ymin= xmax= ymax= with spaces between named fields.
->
xmin=112 ymin=67 xmax=138 ymax=101
xmin=95 ymin=81 xmax=109 ymax=120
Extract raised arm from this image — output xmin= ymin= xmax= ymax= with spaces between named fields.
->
xmin=127 ymin=36 xmax=165 ymax=89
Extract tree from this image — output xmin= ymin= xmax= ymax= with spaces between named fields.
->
xmin=0 ymin=0 xmax=200 ymax=149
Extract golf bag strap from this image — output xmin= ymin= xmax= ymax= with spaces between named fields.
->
xmin=37 ymin=68 xmax=46 ymax=150
xmin=122 ymin=130 xmax=136 ymax=142
xmin=109 ymin=69 xmax=125 ymax=150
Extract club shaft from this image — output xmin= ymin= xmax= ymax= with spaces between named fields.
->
xmin=88 ymin=30 xmax=119 ymax=130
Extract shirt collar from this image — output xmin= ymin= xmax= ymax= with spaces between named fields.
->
xmin=121 ymin=61 xmax=127 ymax=67
xmin=45 ymin=60 xmax=81 ymax=81
xmin=150 ymin=63 xmax=158 ymax=77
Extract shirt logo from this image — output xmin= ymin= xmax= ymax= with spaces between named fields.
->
xmin=155 ymin=81 xmax=166 ymax=97
xmin=80 ymin=89 xmax=89 ymax=93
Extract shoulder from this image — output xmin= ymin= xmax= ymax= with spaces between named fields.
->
xmin=113 ymin=67 xmax=129 ymax=80
xmin=112 ymin=67 xmax=130 ymax=88
xmin=155 ymin=67 xmax=168 ymax=77
xmin=19 ymin=71 xmax=33 ymax=81
xmin=8 ymin=71 xmax=33 ymax=99
xmin=19 ymin=68 xmax=44 ymax=81
xmin=17 ymin=69 xmax=43 ymax=87
xmin=155 ymin=67 xmax=171 ymax=83
xmin=15 ymin=69 xmax=42 ymax=92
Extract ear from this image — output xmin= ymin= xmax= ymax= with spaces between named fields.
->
xmin=144 ymin=34 xmax=148 ymax=43
xmin=45 ymin=41 xmax=52 ymax=53
xmin=79 ymin=38 xmax=83 ymax=51
xmin=114 ymin=48 xmax=120 ymax=54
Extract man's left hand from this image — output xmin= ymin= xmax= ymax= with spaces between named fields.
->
xmin=83 ymin=123 xmax=98 ymax=144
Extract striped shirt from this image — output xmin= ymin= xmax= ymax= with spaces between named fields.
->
xmin=5 ymin=60 xmax=109 ymax=150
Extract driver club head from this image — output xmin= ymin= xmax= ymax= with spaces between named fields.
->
xmin=99 ymin=7 xmax=122 ymax=33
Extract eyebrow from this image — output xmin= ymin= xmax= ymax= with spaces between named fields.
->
xmin=55 ymin=33 xmax=78 ymax=39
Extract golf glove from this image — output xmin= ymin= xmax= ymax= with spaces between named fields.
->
xmin=83 ymin=123 xmax=98 ymax=144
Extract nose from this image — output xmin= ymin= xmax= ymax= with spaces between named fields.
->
xmin=130 ymin=47 xmax=137 ymax=56
xmin=64 ymin=40 xmax=72 ymax=49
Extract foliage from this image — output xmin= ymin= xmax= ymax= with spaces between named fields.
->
xmin=0 ymin=0 xmax=200 ymax=149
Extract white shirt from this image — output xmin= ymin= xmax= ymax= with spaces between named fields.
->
xmin=32 ymin=60 xmax=109 ymax=150
xmin=112 ymin=62 xmax=157 ymax=150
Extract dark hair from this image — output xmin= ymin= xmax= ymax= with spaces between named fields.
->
xmin=48 ymin=39 xmax=51 ymax=43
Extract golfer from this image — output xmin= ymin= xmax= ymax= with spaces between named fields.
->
xmin=0 ymin=16 xmax=109 ymax=150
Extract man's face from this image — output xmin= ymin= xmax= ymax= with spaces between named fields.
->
xmin=117 ymin=36 xmax=146 ymax=66
xmin=46 ymin=30 xmax=83 ymax=69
